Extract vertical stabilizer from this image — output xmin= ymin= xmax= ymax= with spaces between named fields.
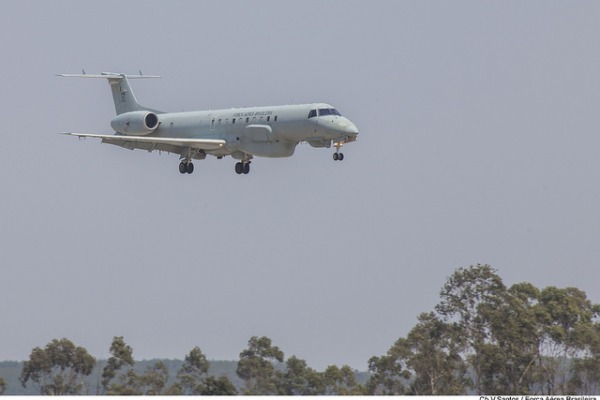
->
xmin=107 ymin=75 xmax=144 ymax=115
xmin=57 ymin=72 xmax=162 ymax=115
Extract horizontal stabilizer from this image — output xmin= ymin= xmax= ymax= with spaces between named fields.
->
xmin=57 ymin=72 xmax=161 ymax=79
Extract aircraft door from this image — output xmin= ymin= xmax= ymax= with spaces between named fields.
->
xmin=309 ymin=109 xmax=319 ymax=137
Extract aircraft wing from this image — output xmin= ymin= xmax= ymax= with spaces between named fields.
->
xmin=62 ymin=132 xmax=226 ymax=152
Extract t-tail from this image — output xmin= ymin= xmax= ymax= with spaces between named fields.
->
xmin=57 ymin=71 xmax=161 ymax=115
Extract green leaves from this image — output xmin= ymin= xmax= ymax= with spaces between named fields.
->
xmin=370 ymin=264 xmax=600 ymax=395
xmin=236 ymin=336 xmax=284 ymax=395
xmin=19 ymin=338 xmax=95 ymax=395
xmin=101 ymin=336 xmax=136 ymax=394
xmin=236 ymin=336 xmax=362 ymax=395
xmin=13 ymin=264 xmax=600 ymax=396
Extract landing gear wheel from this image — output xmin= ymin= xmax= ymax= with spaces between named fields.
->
xmin=338 ymin=153 xmax=344 ymax=161
xmin=180 ymin=161 xmax=194 ymax=174
xmin=235 ymin=161 xmax=251 ymax=175
xmin=333 ymin=153 xmax=339 ymax=161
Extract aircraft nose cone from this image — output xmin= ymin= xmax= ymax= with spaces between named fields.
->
xmin=347 ymin=123 xmax=358 ymax=135
xmin=338 ymin=118 xmax=358 ymax=136
xmin=345 ymin=122 xmax=359 ymax=136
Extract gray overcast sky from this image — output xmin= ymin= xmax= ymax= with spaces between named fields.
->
xmin=1 ymin=0 xmax=600 ymax=371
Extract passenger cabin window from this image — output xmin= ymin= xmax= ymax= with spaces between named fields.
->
xmin=308 ymin=109 xmax=317 ymax=119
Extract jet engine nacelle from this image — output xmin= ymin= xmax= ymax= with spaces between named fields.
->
xmin=111 ymin=111 xmax=159 ymax=135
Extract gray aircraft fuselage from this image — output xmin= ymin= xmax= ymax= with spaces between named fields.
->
xmin=150 ymin=103 xmax=358 ymax=158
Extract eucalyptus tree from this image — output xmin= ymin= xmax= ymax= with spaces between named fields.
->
xmin=321 ymin=364 xmax=361 ymax=395
xmin=569 ymin=321 xmax=600 ymax=394
xmin=236 ymin=336 xmax=284 ymax=394
xmin=278 ymin=355 xmax=325 ymax=395
xmin=19 ymin=338 xmax=95 ymax=395
xmin=172 ymin=346 xmax=210 ymax=394
xmin=169 ymin=346 xmax=237 ymax=395
xmin=367 ymin=351 xmax=408 ymax=394
xmin=101 ymin=336 xmax=136 ymax=394
xmin=476 ymin=282 xmax=541 ymax=394
xmin=137 ymin=361 xmax=169 ymax=395
xmin=536 ymin=286 xmax=599 ymax=394
xmin=435 ymin=264 xmax=506 ymax=393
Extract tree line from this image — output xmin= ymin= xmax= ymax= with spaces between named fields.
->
xmin=5 ymin=264 xmax=600 ymax=395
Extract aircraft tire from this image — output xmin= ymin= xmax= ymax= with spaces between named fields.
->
xmin=235 ymin=162 xmax=243 ymax=174
xmin=179 ymin=162 xmax=187 ymax=174
xmin=243 ymin=163 xmax=250 ymax=174
xmin=338 ymin=153 xmax=344 ymax=161
xmin=333 ymin=153 xmax=339 ymax=161
xmin=186 ymin=162 xmax=194 ymax=174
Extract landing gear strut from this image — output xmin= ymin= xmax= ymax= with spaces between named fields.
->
xmin=333 ymin=141 xmax=344 ymax=161
xmin=235 ymin=161 xmax=251 ymax=175
xmin=179 ymin=161 xmax=194 ymax=174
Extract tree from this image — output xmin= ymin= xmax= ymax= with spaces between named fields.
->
xmin=169 ymin=346 xmax=236 ymax=395
xmin=321 ymin=364 xmax=361 ymax=395
xmin=101 ymin=336 xmax=138 ymax=395
xmin=375 ymin=312 xmax=469 ymax=395
xmin=278 ymin=355 xmax=324 ymax=395
xmin=19 ymin=338 xmax=95 ymax=395
xmin=536 ymin=286 xmax=599 ymax=394
xmin=138 ymin=361 xmax=169 ymax=395
xmin=198 ymin=375 xmax=238 ymax=395
xmin=236 ymin=336 xmax=284 ymax=394
xmin=569 ymin=321 xmax=600 ymax=394
xmin=367 ymin=352 xmax=408 ymax=395
xmin=173 ymin=346 xmax=210 ymax=394
xmin=435 ymin=264 xmax=506 ymax=393
xmin=474 ymin=282 xmax=541 ymax=394
xmin=0 ymin=377 xmax=6 ymax=395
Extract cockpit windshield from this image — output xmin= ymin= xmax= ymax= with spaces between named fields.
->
xmin=308 ymin=108 xmax=342 ymax=118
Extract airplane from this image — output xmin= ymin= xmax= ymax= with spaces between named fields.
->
xmin=58 ymin=72 xmax=359 ymax=175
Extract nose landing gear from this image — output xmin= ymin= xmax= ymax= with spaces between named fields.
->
xmin=333 ymin=141 xmax=344 ymax=161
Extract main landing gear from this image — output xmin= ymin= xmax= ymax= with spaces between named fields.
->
xmin=235 ymin=161 xmax=251 ymax=175
xmin=179 ymin=161 xmax=194 ymax=174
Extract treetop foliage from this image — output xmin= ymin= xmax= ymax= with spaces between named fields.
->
xmin=12 ymin=264 xmax=600 ymax=395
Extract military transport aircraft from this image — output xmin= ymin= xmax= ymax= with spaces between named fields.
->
xmin=59 ymin=72 xmax=359 ymax=175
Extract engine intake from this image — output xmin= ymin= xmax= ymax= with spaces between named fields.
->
xmin=111 ymin=111 xmax=159 ymax=135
